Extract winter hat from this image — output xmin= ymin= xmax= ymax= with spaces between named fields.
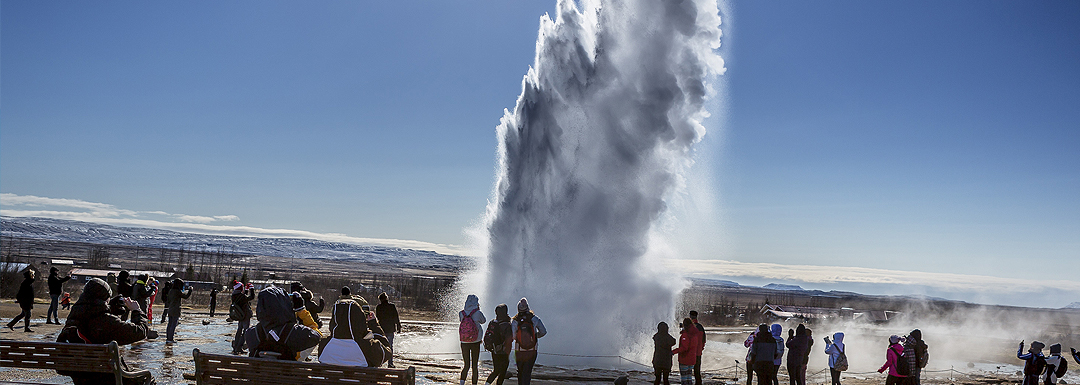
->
xmin=517 ymin=297 xmax=530 ymax=312
xmin=291 ymin=293 xmax=305 ymax=312
xmin=51 ymin=267 xmax=59 ymax=274
xmin=658 ymin=322 xmax=669 ymax=333
xmin=233 ymin=281 xmax=244 ymax=291
xmin=1051 ymin=344 xmax=1062 ymax=354
xmin=79 ymin=278 xmax=112 ymax=304
xmin=341 ymin=286 xmax=351 ymax=296
xmin=689 ymin=310 xmax=699 ymax=319
xmin=796 ymin=324 xmax=806 ymax=336
xmin=889 ymin=335 xmax=901 ymax=344
xmin=495 ymin=303 xmax=509 ymax=320
xmin=1032 ymin=341 xmax=1045 ymax=351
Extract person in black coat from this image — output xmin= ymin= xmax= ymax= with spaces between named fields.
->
xmin=375 ymin=292 xmax=401 ymax=367
xmin=231 ymin=281 xmax=256 ymax=355
xmin=7 ymin=270 xmax=37 ymax=332
xmin=56 ymin=278 xmax=152 ymax=385
xmin=786 ymin=324 xmax=812 ymax=385
xmin=47 ymin=267 xmax=73 ymax=324
xmin=209 ymin=288 xmax=220 ymax=317
xmin=116 ymin=270 xmax=134 ymax=321
xmin=750 ymin=324 xmax=779 ymax=385
xmin=653 ymin=322 xmax=678 ymax=385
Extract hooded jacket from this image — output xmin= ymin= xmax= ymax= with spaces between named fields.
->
xmin=244 ymin=286 xmax=321 ymax=360
xmin=880 ymin=341 xmax=907 ymax=377
xmin=117 ymin=271 xmax=133 ymax=298
xmin=459 ymin=294 xmax=487 ymax=343
xmin=825 ymin=332 xmax=846 ymax=369
xmin=771 ymin=324 xmax=785 ymax=366
xmin=786 ymin=324 xmax=812 ymax=367
xmin=653 ymin=323 xmax=677 ymax=369
xmin=903 ymin=330 xmax=927 ymax=373
xmin=329 ymin=295 xmax=371 ymax=342
xmin=673 ymin=324 xmax=704 ymax=366
xmin=56 ymin=278 xmax=150 ymax=385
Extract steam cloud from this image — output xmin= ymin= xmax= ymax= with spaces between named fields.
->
xmin=473 ymin=0 xmax=724 ymax=359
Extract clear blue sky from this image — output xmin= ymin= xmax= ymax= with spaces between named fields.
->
xmin=3 ymin=2 xmax=1078 ymax=284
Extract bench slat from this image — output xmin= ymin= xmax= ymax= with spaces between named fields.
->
xmin=193 ymin=349 xmax=414 ymax=385
xmin=0 ymin=340 xmax=117 ymax=374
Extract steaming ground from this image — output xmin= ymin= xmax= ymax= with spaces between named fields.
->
xmin=4 ymin=302 xmax=1077 ymax=385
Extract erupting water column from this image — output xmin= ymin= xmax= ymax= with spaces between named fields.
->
xmin=472 ymin=0 xmax=724 ymax=360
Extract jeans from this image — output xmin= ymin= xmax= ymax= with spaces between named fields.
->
xmin=48 ymin=294 xmax=60 ymax=323
xmin=461 ymin=342 xmax=481 ymax=384
xmin=830 ymin=368 xmax=842 ymax=385
xmin=7 ymin=307 xmax=32 ymax=330
xmin=487 ymin=353 xmax=510 ymax=385
xmin=517 ymin=352 xmax=537 ymax=385
xmin=679 ymin=364 xmax=695 ymax=385
xmin=166 ymin=313 xmax=180 ymax=341
xmin=233 ymin=319 xmax=250 ymax=353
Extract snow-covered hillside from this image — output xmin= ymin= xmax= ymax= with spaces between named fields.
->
xmin=1 ymin=216 xmax=467 ymax=270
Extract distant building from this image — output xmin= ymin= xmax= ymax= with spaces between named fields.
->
xmin=760 ymin=304 xmax=900 ymax=323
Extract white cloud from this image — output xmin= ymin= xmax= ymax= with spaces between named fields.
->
xmin=0 ymin=193 xmax=471 ymax=256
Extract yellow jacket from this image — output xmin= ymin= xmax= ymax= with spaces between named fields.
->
xmin=296 ymin=309 xmax=323 ymax=337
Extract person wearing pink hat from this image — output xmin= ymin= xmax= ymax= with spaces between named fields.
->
xmin=511 ymin=298 xmax=547 ymax=385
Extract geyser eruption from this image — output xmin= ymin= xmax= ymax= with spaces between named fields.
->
xmin=475 ymin=0 xmax=724 ymax=359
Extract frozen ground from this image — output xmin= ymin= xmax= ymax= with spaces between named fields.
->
xmin=1 ymin=311 xmax=1064 ymax=385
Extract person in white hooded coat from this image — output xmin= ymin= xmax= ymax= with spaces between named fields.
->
xmin=459 ymin=294 xmax=487 ymax=385
xmin=825 ymin=332 xmax=846 ymax=385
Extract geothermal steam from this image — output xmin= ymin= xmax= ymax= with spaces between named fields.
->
xmin=476 ymin=0 xmax=724 ymax=358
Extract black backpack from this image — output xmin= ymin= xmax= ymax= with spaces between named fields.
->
xmin=1055 ymin=359 xmax=1068 ymax=378
xmin=894 ymin=346 xmax=911 ymax=376
xmin=253 ymin=323 xmax=297 ymax=360
xmin=1025 ymin=355 xmax=1047 ymax=376
xmin=483 ymin=320 xmax=500 ymax=352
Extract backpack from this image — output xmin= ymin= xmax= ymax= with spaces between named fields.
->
xmin=1055 ymin=359 xmax=1068 ymax=378
xmin=254 ymin=322 xmax=298 ymax=360
xmin=917 ymin=342 xmax=929 ymax=368
xmin=229 ymin=303 xmax=243 ymax=321
xmin=483 ymin=320 xmax=501 ymax=352
xmin=894 ymin=346 xmax=911 ymax=376
xmin=459 ymin=309 xmax=479 ymax=342
xmin=1025 ymin=355 xmax=1047 ymax=376
xmin=834 ymin=345 xmax=849 ymax=372
xmin=515 ymin=315 xmax=537 ymax=351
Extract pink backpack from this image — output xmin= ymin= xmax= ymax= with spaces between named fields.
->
xmin=459 ymin=309 xmax=479 ymax=342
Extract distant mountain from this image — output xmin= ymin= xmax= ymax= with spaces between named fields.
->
xmin=692 ymin=278 xmax=741 ymax=287
xmin=1 ymin=216 xmax=466 ymax=270
xmin=763 ymin=283 xmax=805 ymax=291
xmin=1064 ymin=302 xmax=1080 ymax=309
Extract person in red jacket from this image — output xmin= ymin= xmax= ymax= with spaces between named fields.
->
xmin=672 ymin=318 xmax=703 ymax=385
xmin=877 ymin=335 xmax=907 ymax=385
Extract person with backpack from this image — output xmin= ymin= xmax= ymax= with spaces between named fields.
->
xmin=1045 ymin=344 xmax=1067 ymax=385
xmin=244 ymin=285 xmax=321 ymax=361
xmin=56 ymin=278 xmax=155 ymax=385
xmin=689 ymin=311 xmax=707 ymax=385
xmin=786 ymin=324 xmax=812 ymax=385
xmin=376 ymin=292 xmax=402 ymax=368
xmin=749 ymin=324 xmax=778 ymax=385
xmin=903 ymin=329 xmax=928 ymax=385
xmin=653 ymin=321 xmax=677 ymax=385
xmin=164 ymin=278 xmax=192 ymax=343
xmin=512 ymin=297 xmax=547 ymax=385
xmin=7 ymin=269 xmax=37 ymax=332
xmin=292 ymin=282 xmax=326 ymax=329
xmin=825 ymin=332 xmax=847 ymax=385
xmin=1019 ymin=341 xmax=1047 ymax=385
xmin=158 ymin=280 xmax=172 ymax=324
xmin=878 ymin=335 xmax=908 ymax=385
xmin=483 ymin=304 xmax=514 ymax=385
xmin=321 ymin=286 xmax=390 ymax=367
xmin=47 ymin=267 xmax=73 ymax=324
xmin=230 ymin=281 xmax=256 ymax=355
xmin=459 ymin=294 xmax=487 ymax=385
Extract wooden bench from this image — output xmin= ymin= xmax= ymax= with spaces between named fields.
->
xmin=0 ymin=339 xmax=152 ymax=385
xmin=191 ymin=348 xmax=416 ymax=385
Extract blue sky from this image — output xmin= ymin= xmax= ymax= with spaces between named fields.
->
xmin=3 ymin=2 xmax=1078 ymax=300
